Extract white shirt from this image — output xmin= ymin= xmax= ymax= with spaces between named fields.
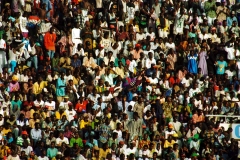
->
xmin=225 ymin=46 xmax=240 ymax=60
xmin=33 ymin=100 xmax=44 ymax=108
xmin=38 ymin=156 xmax=49 ymax=160
xmin=136 ymin=33 xmax=146 ymax=42
xmin=17 ymin=119 xmax=29 ymax=127
xmin=165 ymin=42 xmax=176 ymax=51
xmin=96 ymin=0 xmax=102 ymax=8
xmin=20 ymin=16 xmax=28 ymax=32
xmin=19 ymin=74 xmax=29 ymax=82
xmin=65 ymin=109 xmax=76 ymax=121
xmin=128 ymin=60 xmax=137 ymax=73
xmin=0 ymin=39 xmax=6 ymax=49
xmin=145 ymin=58 xmax=156 ymax=69
xmin=72 ymin=28 xmax=82 ymax=45
xmin=146 ymin=32 xmax=155 ymax=41
xmin=95 ymin=49 xmax=105 ymax=59
xmin=56 ymin=137 xmax=69 ymax=146
xmin=21 ymin=146 xmax=33 ymax=155
xmin=59 ymin=101 xmax=71 ymax=110
xmin=189 ymin=88 xmax=201 ymax=97
xmin=30 ymin=128 xmax=42 ymax=140
xmin=44 ymin=101 xmax=56 ymax=111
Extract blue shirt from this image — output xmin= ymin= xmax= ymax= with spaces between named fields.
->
xmin=86 ymin=139 xmax=98 ymax=148
xmin=41 ymin=0 xmax=52 ymax=19
xmin=216 ymin=61 xmax=227 ymax=75
xmin=188 ymin=54 xmax=198 ymax=74
xmin=227 ymin=16 xmax=238 ymax=27
xmin=71 ymin=59 xmax=81 ymax=68
xmin=56 ymin=78 xmax=66 ymax=96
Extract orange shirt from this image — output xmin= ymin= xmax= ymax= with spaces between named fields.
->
xmin=44 ymin=32 xmax=56 ymax=51
xmin=75 ymin=101 xmax=88 ymax=113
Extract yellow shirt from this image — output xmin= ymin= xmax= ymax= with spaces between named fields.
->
xmin=99 ymin=148 xmax=111 ymax=159
xmin=55 ymin=111 xmax=67 ymax=120
xmin=115 ymin=67 xmax=125 ymax=78
xmin=33 ymin=81 xmax=48 ymax=95
xmin=79 ymin=120 xmax=91 ymax=129
xmin=1 ymin=129 xmax=11 ymax=136
xmin=59 ymin=57 xmax=71 ymax=69
xmin=164 ymin=140 xmax=176 ymax=148
xmin=0 ymin=145 xmax=9 ymax=158
xmin=29 ymin=119 xmax=40 ymax=128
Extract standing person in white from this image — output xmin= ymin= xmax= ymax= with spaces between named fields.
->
xmin=173 ymin=8 xmax=186 ymax=41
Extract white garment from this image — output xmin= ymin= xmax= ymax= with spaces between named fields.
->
xmin=66 ymin=109 xmax=76 ymax=121
xmin=96 ymin=0 xmax=102 ymax=8
xmin=20 ymin=16 xmax=28 ymax=32
xmin=72 ymin=28 xmax=82 ymax=54
xmin=56 ymin=137 xmax=69 ymax=146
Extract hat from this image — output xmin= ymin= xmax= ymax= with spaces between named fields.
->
xmin=83 ymin=113 xmax=88 ymax=118
xmin=232 ymin=11 xmax=236 ymax=14
xmin=146 ymin=79 xmax=151 ymax=83
xmin=64 ymin=95 xmax=69 ymax=99
xmin=133 ymin=93 xmax=138 ymax=97
xmin=168 ymin=124 xmax=173 ymax=129
xmin=193 ymin=134 xmax=199 ymax=140
xmin=12 ymin=75 xmax=18 ymax=81
xmin=110 ymin=25 xmax=115 ymax=29
xmin=43 ymin=88 xmax=48 ymax=93
xmin=22 ymin=131 xmax=28 ymax=135
xmin=221 ymin=0 xmax=226 ymax=2
xmin=191 ymin=152 xmax=198 ymax=157
xmin=35 ymin=43 xmax=41 ymax=47
xmin=5 ymin=3 xmax=10 ymax=6
xmin=174 ymin=85 xmax=180 ymax=93
xmin=135 ymin=43 xmax=141 ymax=48
xmin=100 ymin=44 xmax=104 ymax=48
xmin=119 ymin=141 xmax=124 ymax=145
xmin=130 ymin=140 xmax=136 ymax=144
xmin=49 ymin=94 xmax=53 ymax=98
xmin=172 ymin=133 xmax=178 ymax=138
xmin=202 ymin=13 xmax=206 ymax=16
xmin=57 ymin=152 xmax=62 ymax=155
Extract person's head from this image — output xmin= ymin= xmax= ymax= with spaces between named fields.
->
xmin=51 ymin=142 xmax=55 ymax=148
xmin=35 ymin=122 xmax=40 ymax=129
xmin=50 ymin=27 xmax=55 ymax=34
xmin=133 ymin=112 xmax=138 ymax=120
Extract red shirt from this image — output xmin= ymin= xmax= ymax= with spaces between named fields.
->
xmin=75 ymin=100 xmax=88 ymax=113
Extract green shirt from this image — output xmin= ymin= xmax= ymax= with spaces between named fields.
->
xmin=47 ymin=148 xmax=58 ymax=158
xmin=204 ymin=1 xmax=217 ymax=18
xmin=70 ymin=138 xmax=84 ymax=147
xmin=52 ymin=57 xmax=59 ymax=68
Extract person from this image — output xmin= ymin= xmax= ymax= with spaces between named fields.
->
xmin=44 ymin=27 xmax=56 ymax=59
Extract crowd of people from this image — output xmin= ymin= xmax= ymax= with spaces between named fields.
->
xmin=0 ymin=0 xmax=240 ymax=159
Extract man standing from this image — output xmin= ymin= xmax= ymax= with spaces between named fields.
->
xmin=205 ymin=0 xmax=217 ymax=25
xmin=173 ymin=8 xmax=186 ymax=41
xmin=127 ymin=112 xmax=143 ymax=140
xmin=44 ymin=27 xmax=56 ymax=59
xmin=0 ymin=33 xmax=6 ymax=72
